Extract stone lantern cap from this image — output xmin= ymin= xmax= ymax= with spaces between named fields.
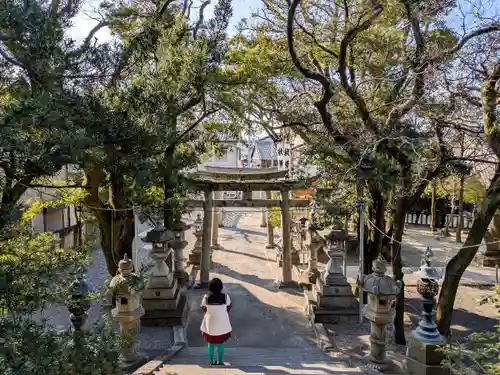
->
xmin=142 ymin=225 xmax=171 ymax=244
xmin=325 ymin=229 xmax=348 ymax=242
xmin=362 ymin=256 xmax=400 ymax=296
xmin=71 ymin=275 xmax=90 ymax=297
xmin=414 ymin=246 xmax=442 ymax=281
xmin=171 ymin=220 xmax=190 ymax=232
xmin=108 ymin=254 xmax=144 ymax=295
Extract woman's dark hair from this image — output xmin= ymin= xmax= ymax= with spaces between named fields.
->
xmin=208 ymin=277 xmax=223 ymax=294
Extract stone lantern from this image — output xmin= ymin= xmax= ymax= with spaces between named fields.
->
xmin=307 ymin=230 xmax=358 ymax=323
xmin=404 ymin=247 xmax=448 ymax=375
xmin=141 ymin=225 xmax=186 ymax=326
xmin=362 ymin=255 xmax=401 ymax=372
xmin=67 ymin=273 xmax=91 ymax=341
xmin=188 ymin=214 xmax=203 ymax=268
xmin=108 ymin=254 xmax=146 ymax=369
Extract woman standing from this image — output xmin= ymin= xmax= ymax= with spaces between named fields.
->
xmin=200 ymin=278 xmax=232 ymax=365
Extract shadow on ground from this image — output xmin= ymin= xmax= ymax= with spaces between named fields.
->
xmin=216 ymin=247 xmax=273 ymax=263
xmin=185 ymin=282 xmax=315 ymax=348
xmin=405 ymin=296 xmax=499 ymax=341
xmin=161 ymin=367 xmax=355 ymax=375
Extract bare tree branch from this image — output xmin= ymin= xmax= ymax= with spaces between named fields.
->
xmin=338 ymin=2 xmax=383 ymax=133
xmin=430 ymin=24 xmax=500 ymax=65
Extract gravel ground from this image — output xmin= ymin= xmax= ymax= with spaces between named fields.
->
xmin=32 ymin=247 xmax=174 ymax=354
xmin=325 ymin=284 xmax=499 ymax=362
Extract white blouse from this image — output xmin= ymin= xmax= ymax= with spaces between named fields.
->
xmin=200 ymin=294 xmax=232 ymax=336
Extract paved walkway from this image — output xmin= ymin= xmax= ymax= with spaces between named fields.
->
xmin=184 ymin=215 xmax=312 ymax=348
xmin=166 ymin=216 xmax=363 ymax=374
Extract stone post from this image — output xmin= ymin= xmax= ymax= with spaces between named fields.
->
xmin=171 ymin=219 xmax=190 ymax=285
xmin=362 ymin=256 xmax=401 ymax=372
xmin=108 ymin=255 xmax=146 ymax=369
xmin=305 ymin=222 xmax=320 ymax=284
xmin=199 ymin=189 xmax=213 ymax=288
xmin=212 ymin=190 xmax=220 ymax=249
xmin=404 ymin=247 xmax=448 ymax=375
xmin=277 ymin=188 xmax=297 ymax=288
xmin=265 ymin=190 xmax=275 ymax=249
xmin=483 ymin=213 xmax=500 ymax=267
xmin=260 ymin=191 xmax=267 ymax=227
xmin=188 ymin=214 xmax=203 ymax=267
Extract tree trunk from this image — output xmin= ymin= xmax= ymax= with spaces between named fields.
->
xmin=85 ymin=168 xmax=135 ymax=276
xmin=163 ymin=148 xmax=176 ymax=230
xmin=96 ymin=213 xmax=134 ymax=276
xmin=359 ymin=188 xmax=385 ymax=303
xmin=436 ymin=173 xmax=500 ymax=336
xmin=392 ymin=194 xmax=407 ymax=345
xmin=367 ymin=188 xmax=385 ymax=272
xmin=456 ymin=173 xmax=465 ymax=243
xmin=0 ymin=178 xmax=31 ymax=235
xmin=430 ymin=181 xmax=437 ymax=232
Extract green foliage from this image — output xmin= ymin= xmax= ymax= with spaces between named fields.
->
xmin=1 ymin=315 xmax=122 ymax=375
xmin=0 ymin=215 xmax=121 ymax=373
xmin=268 ymin=207 xmax=281 ymax=228
xmin=0 ymin=229 xmax=89 ymax=314
xmin=422 ymin=175 xmax=486 ymax=203
xmin=440 ymin=286 xmax=500 ymax=375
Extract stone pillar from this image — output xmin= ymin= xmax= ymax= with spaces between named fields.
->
xmin=187 ymin=214 xmax=203 ymax=267
xmin=306 ymin=224 xmax=321 ymax=284
xmin=199 ymin=189 xmax=213 ymax=287
xmin=260 ymin=191 xmax=267 ymax=227
xmin=265 ymin=190 xmax=275 ymax=249
xmin=483 ymin=213 xmax=500 ymax=267
xmin=171 ymin=219 xmax=190 ymax=285
xmin=108 ymin=255 xmax=146 ymax=369
xmin=404 ymin=248 xmax=448 ymax=375
xmin=278 ymin=188 xmax=297 ymax=288
xmin=212 ymin=191 xmax=220 ymax=249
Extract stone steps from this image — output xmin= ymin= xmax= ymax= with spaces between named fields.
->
xmin=154 ymin=346 xmax=363 ymax=375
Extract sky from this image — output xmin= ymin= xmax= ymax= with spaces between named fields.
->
xmin=69 ymin=0 xmax=262 ymax=43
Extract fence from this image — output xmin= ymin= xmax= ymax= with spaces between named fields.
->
xmin=405 ymin=213 xmax=473 ymax=229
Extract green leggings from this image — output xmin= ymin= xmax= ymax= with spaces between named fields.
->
xmin=207 ymin=342 xmax=225 ymax=364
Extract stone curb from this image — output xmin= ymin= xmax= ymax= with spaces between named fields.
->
xmin=131 ymin=324 xmax=188 ymax=375
xmin=131 ymin=344 xmax=185 ymax=375
xmin=312 ymin=322 xmax=334 ymax=351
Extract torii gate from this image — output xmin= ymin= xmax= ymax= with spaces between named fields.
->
xmin=182 ymin=167 xmax=313 ymax=288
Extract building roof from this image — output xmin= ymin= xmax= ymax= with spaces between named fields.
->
xmin=250 ymin=137 xmax=277 ymax=161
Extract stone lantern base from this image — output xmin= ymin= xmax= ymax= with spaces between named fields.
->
xmin=141 ymin=277 xmax=189 ymax=327
xmin=305 ymin=262 xmax=358 ymax=324
xmin=403 ymin=335 xmax=449 ymax=375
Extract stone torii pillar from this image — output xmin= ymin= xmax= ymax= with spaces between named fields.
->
xmin=265 ymin=190 xmax=275 ymax=249
xmin=212 ymin=190 xmax=220 ymax=249
xmin=260 ymin=191 xmax=267 ymax=227
xmin=199 ymin=188 xmax=213 ymax=288
xmin=278 ymin=188 xmax=297 ymax=288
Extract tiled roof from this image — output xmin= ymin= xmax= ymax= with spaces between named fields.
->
xmin=250 ymin=137 xmax=277 ymax=160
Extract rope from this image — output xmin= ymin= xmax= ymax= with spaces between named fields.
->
xmin=365 ymin=217 xmax=500 ymax=256
xmin=2 ymin=175 xmax=309 ymax=214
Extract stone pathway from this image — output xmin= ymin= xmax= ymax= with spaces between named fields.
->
xmin=154 ymin=219 xmax=363 ymax=374
xmin=184 ymin=220 xmax=311 ymax=348
xmin=163 ymin=347 xmax=363 ymax=375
